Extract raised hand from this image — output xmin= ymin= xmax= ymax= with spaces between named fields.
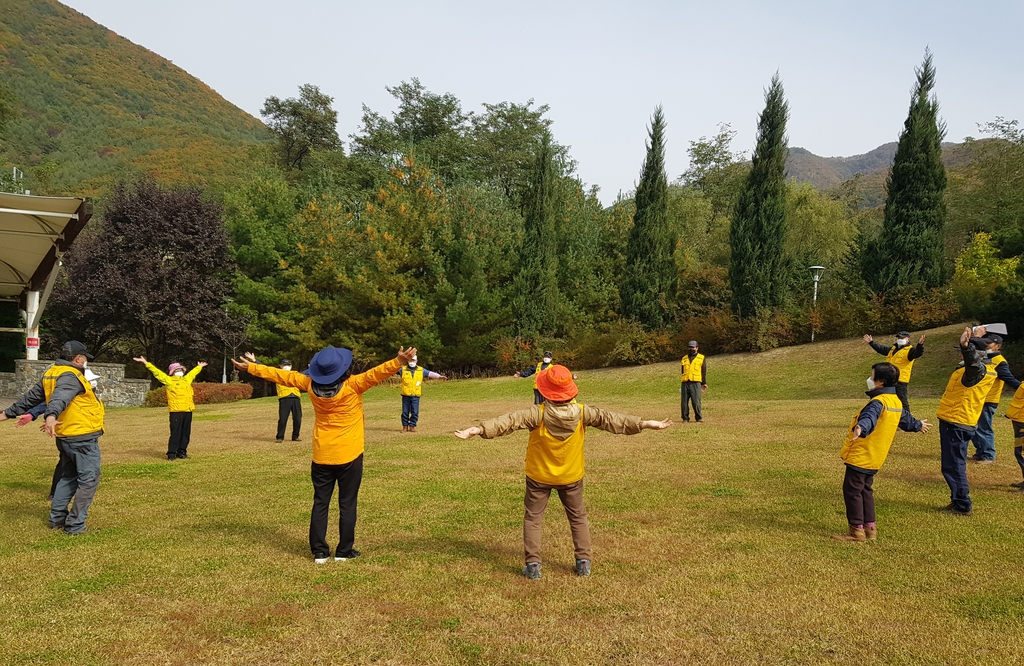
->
xmin=960 ymin=327 xmax=972 ymax=348
xmin=454 ymin=426 xmax=482 ymax=440
xmin=133 ymin=356 xmax=147 ymax=364
xmin=243 ymin=352 xmax=257 ymax=363
xmin=397 ymin=346 xmax=418 ymax=365
xmin=863 ymin=334 xmax=873 ymax=343
xmin=197 ymin=361 xmax=209 ymax=368
xmin=642 ymin=419 xmax=673 ymax=430
xmin=918 ymin=335 xmax=926 ymax=345
xmin=230 ymin=357 xmax=250 ymax=373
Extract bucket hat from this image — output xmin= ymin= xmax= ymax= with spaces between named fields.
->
xmin=536 ymin=364 xmax=579 ymax=402
xmin=307 ymin=346 xmax=353 ymax=384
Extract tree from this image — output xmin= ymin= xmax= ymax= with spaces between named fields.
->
xmin=513 ymin=134 xmax=559 ymax=338
xmin=680 ymin=122 xmax=748 ymax=220
xmin=621 ymin=106 xmax=675 ymax=329
xmin=261 ymin=84 xmax=342 ymax=171
xmin=864 ymin=50 xmax=947 ymax=292
xmin=46 ymin=179 xmax=238 ymax=371
xmin=729 ymin=73 xmax=791 ymax=318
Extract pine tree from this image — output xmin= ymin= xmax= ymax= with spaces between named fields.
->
xmin=729 ymin=74 xmax=791 ymax=318
xmin=513 ymin=134 xmax=559 ymax=337
xmin=865 ymin=50 xmax=947 ymax=292
xmin=620 ymin=106 xmax=675 ymax=329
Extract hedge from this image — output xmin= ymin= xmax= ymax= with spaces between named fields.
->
xmin=145 ymin=382 xmax=253 ymax=407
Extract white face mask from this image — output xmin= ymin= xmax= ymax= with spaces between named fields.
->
xmin=896 ymin=339 xmax=909 ymax=348
xmin=408 ymin=361 xmax=417 ymax=368
xmin=543 ymin=357 xmax=552 ymax=364
xmin=174 ymin=371 xmax=184 ymax=377
xmin=82 ymin=360 xmax=88 ymax=369
xmin=866 ymin=377 xmax=877 ymax=391
xmin=282 ymin=365 xmax=292 ymax=371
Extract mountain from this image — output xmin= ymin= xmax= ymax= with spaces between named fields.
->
xmin=0 ymin=0 xmax=270 ymax=195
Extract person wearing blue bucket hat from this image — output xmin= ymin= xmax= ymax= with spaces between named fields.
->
xmin=233 ymin=344 xmax=417 ymax=564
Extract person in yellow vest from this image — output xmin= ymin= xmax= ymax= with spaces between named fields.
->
xmin=396 ymin=355 xmax=446 ymax=432
xmin=1003 ymin=380 xmax=1024 ymax=491
xmin=454 ymin=365 xmax=672 ymax=579
xmin=969 ymin=333 xmax=1019 ymax=463
xmin=232 ymin=344 xmax=417 ymax=564
xmin=134 ymin=356 xmax=207 ymax=460
xmin=514 ymin=351 xmax=554 ymax=404
xmin=680 ymin=340 xmax=707 ymax=422
xmin=275 ymin=359 xmax=303 ymax=443
xmin=0 ymin=341 xmax=104 ymax=535
xmin=863 ymin=331 xmax=925 ymax=411
xmin=935 ymin=327 xmax=997 ymax=516
xmin=833 ymin=362 xmax=931 ymax=542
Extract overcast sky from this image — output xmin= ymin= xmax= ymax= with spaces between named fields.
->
xmin=65 ymin=0 xmax=1024 ymax=203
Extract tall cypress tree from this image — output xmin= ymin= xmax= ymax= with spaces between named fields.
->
xmin=621 ymin=106 xmax=675 ymax=329
xmin=866 ymin=50 xmax=947 ymax=292
xmin=513 ymin=134 xmax=559 ymax=337
xmin=729 ymin=74 xmax=790 ymax=318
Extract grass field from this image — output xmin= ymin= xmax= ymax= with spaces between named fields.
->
xmin=3 ymin=324 xmax=1024 ymax=665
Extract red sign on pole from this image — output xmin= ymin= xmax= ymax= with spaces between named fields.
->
xmin=26 ymin=337 xmax=40 ymax=348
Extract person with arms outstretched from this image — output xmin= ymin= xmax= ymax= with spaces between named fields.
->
xmin=863 ymin=331 xmax=925 ymax=411
xmin=135 ymin=356 xmax=207 ymax=460
xmin=396 ymin=354 xmax=446 ymax=432
xmin=514 ymin=351 xmax=555 ymax=405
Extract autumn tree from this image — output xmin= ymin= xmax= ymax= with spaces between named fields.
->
xmin=261 ymin=84 xmax=342 ymax=171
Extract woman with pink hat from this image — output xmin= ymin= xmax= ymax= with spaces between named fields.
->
xmin=455 ymin=364 xmax=672 ymax=580
xmin=134 ymin=356 xmax=208 ymax=460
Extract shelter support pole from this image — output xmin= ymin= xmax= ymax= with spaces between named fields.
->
xmin=24 ymin=290 xmax=39 ymax=360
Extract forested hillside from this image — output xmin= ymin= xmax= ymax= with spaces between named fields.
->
xmin=0 ymin=0 xmax=270 ymax=194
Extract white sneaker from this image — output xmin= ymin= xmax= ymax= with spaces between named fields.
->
xmin=335 ymin=549 xmax=361 ymax=562
xmin=314 ymin=556 xmax=330 ymax=565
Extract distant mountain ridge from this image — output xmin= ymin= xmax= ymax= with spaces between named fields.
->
xmin=0 ymin=0 xmax=270 ymax=195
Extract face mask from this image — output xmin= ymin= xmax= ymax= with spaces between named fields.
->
xmin=408 ymin=362 xmax=417 ymax=368
xmin=174 ymin=371 xmax=184 ymax=377
xmin=282 ymin=365 xmax=292 ymax=371
xmin=896 ymin=339 xmax=909 ymax=348
xmin=543 ymin=357 xmax=551 ymax=364
xmin=866 ymin=377 xmax=877 ymax=391
xmin=82 ymin=360 xmax=88 ymax=369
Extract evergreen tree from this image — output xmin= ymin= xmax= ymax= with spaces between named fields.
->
xmin=513 ymin=134 xmax=559 ymax=338
xmin=620 ymin=106 xmax=675 ymax=329
xmin=729 ymin=74 xmax=791 ymax=318
xmin=865 ymin=50 xmax=947 ymax=292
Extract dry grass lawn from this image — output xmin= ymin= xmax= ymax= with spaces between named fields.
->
xmin=2 ymin=324 xmax=1024 ymax=664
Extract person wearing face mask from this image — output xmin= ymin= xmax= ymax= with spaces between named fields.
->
xmin=863 ymin=331 xmax=925 ymax=411
xmin=275 ymin=359 xmax=303 ymax=443
xmin=514 ymin=352 xmax=555 ymax=405
xmin=1 ymin=341 xmax=105 ymax=535
xmin=396 ymin=355 xmax=446 ymax=432
xmin=134 ymin=356 xmax=207 ymax=460
xmin=680 ymin=341 xmax=707 ymax=423
xmin=967 ymin=331 xmax=1020 ymax=464
xmin=834 ymin=362 xmax=931 ymax=542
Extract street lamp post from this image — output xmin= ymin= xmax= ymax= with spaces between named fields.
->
xmin=810 ymin=266 xmax=825 ymax=342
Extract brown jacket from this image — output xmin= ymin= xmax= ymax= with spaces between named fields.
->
xmin=478 ymin=401 xmax=643 ymax=440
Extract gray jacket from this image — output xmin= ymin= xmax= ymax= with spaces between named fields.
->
xmin=4 ymin=360 xmax=102 ymax=442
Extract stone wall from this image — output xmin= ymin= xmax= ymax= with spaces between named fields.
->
xmin=0 ymin=360 xmax=149 ymax=408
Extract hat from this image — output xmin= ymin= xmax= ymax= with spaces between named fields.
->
xmin=535 ymin=364 xmax=578 ymax=402
xmin=281 ymin=359 xmax=292 ymax=366
xmin=968 ymin=338 xmax=989 ymax=352
xmin=543 ymin=351 xmax=553 ymax=357
xmin=688 ymin=341 xmax=699 ymax=348
xmin=168 ymin=363 xmax=185 ymax=375
xmin=896 ymin=331 xmax=911 ymax=339
xmin=61 ymin=340 xmax=93 ymax=361
xmin=985 ymin=334 xmax=1004 ymax=346
xmin=307 ymin=346 xmax=353 ymax=384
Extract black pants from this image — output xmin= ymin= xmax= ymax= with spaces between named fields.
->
xmin=681 ymin=382 xmax=703 ymax=421
xmin=895 ymin=382 xmax=910 ymax=412
xmin=310 ymin=455 xmax=363 ymax=558
xmin=533 ymin=389 xmax=544 ymax=405
xmin=168 ymin=411 xmax=193 ymax=457
xmin=842 ymin=466 xmax=876 ymax=526
xmin=277 ymin=397 xmax=302 ymax=440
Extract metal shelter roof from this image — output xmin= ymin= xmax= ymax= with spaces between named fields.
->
xmin=0 ymin=191 xmax=92 ymax=301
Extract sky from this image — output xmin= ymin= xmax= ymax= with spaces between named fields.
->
xmin=64 ymin=0 xmax=1024 ymax=204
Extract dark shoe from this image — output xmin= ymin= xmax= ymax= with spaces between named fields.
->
xmin=335 ymin=549 xmax=361 ymax=562
xmin=575 ymin=559 xmax=591 ymax=577
xmin=1010 ymin=481 xmax=1024 ymax=489
xmin=275 ymin=438 xmax=284 ymax=443
xmin=49 ymin=523 xmax=65 ymax=531
xmin=314 ymin=553 xmax=330 ymax=565
xmin=176 ymin=451 xmax=188 ymax=459
xmin=291 ymin=438 xmax=302 ymax=442
xmin=64 ymin=527 xmax=92 ymax=536
xmin=167 ymin=453 xmax=177 ymax=461
xmin=939 ymin=503 xmax=973 ymax=516
xmin=695 ymin=419 xmax=703 ymax=423
xmin=522 ymin=562 xmax=541 ymax=580
xmin=974 ymin=459 xmax=994 ymax=465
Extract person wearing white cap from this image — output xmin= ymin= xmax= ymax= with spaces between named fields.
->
xmin=514 ymin=351 xmax=555 ymax=405
xmin=396 ymin=355 xmax=446 ymax=432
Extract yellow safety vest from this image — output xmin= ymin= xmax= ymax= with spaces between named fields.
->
xmin=936 ymin=362 xmax=997 ymax=427
xmin=985 ymin=353 xmax=1007 ymax=403
xmin=1006 ymin=384 xmax=1024 ymax=422
xmin=41 ymin=365 xmax=105 ymax=438
xmin=680 ymin=354 xmax=705 ymax=383
xmin=401 ymin=366 xmax=425 ymax=397
xmin=525 ymin=403 xmax=586 ymax=486
xmin=533 ymin=361 xmax=551 ymax=389
xmin=277 ymin=383 xmax=301 ymax=399
xmin=840 ymin=393 xmax=903 ymax=471
xmin=886 ymin=345 xmax=916 ymax=383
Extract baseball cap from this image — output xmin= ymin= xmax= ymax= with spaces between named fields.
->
xmin=60 ymin=340 xmax=93 ymax=361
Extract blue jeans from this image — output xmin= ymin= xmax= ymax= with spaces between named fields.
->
xmin=401 ymin=395 xmax=420 ymax=427
xmin=970 ymin=403 xmax=998 ymax=460
xmin=50 ymin=437 xmax=102 ymax=533
xmin=939 ymin=420 xmax=972 ymax=513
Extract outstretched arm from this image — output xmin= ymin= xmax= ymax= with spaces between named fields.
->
xmin=239 ymin=360 xmax=312 ymax=391
xmin=184 ymin=362 xmax=206 ymax=383
xmin=455 ymin=406 xmax=541 ymax=439
xmin=583 ymin=406 xmax=672 ymax=435
xmin=2 ymin=380 xmax=47 ymax=418
xmin=908 ymin=335 xmax=926 ymax=361
xmin=348 ymin=346 xmax=417 ymax=394
xmin=139 ymin=359 xmax=172 ymax=386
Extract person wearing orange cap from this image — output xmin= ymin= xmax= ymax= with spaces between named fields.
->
xmin=455 ymin=364 xmax=672 ymax=579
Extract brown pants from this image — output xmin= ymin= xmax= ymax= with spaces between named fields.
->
xmin=523 ymin=476 xmax=591 ymax=564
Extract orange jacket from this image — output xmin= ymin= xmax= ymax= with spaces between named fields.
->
xmin=248 ymin=358 xmax=401 ymax=465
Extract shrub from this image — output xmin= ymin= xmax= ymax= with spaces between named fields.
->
xmin=145 ymin=382 xmax=253 ymax=407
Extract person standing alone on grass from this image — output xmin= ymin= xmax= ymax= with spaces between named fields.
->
xmin=233 ymin=345 xmax=417 ymax=564
xmin=454 ymin=364 xmax=672 ymax=580
xmin=397 ymin=354 xmax=446 ymax=432
xmin=863 ymin=331 xmax=925 ymax=411
xmin=680 ymin=341 xmax=707 ymax=422
xmin=833 ymin=362 xmax=931 ymax=543
xmin=135 ymin=356 xmax=207 ymax=460
xmin=0 ymin=341 xmax=104 ymax=535
xmin=935 ymin=327 xmax=997 ymax=516
xmin=514 ymin=351 xmax=554 ymax=405
xmin=968 ymin=332 xmax=1019 ymax=464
